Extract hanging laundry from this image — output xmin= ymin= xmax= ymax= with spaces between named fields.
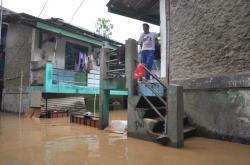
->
xmin=80 ymin=52 xmax=85 ymax=71
xmin=83 ymin=54 xmax=87 ymax=71
xmin=74 ymin=52 xmax=85 ymax=72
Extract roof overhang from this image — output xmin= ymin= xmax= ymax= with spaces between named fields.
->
xmin=107 ymin=0 xmax=160 ymax=25
xmin=4 ymin=13 xmax=123 ymax=49
xmin=36 ymin=22 xmax=117 ymax=49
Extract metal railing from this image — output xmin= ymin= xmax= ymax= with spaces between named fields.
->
xmin=105 ymin=50 xmax=126 ymax=78
xmin=135 ymin=60 xmax=168 ymax=135
xmin=52 ymin=68 xmax=88 ymax=87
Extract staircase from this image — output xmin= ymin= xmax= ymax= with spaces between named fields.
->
xmin=135 ymin=67 xmax=196 ymax=144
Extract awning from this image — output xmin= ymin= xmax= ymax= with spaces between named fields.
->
xmin=107 ymin=0 xmax=160 ymax=25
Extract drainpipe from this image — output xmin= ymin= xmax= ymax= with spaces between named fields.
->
xmin=167 ymin=0 xmax=171 ymax=84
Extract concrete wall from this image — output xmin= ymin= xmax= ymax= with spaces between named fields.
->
xmin=169 ymin=0 xmax=250 ymax=143
xmin=2 ymin=23 xmax=32 ymax=112
xmin=2 ymin=23 xmax=95 ymax=113
xmin=2 ymin=91 xmax=29 ymax=113
xmin=170 ymin=0 xmax=250 ymax=79
xmin=31 ymin=29 xmax=92 ymax=69
xmin=184 ymin=89 xmax=250 ymax=143
xmin=31 ymin=29 xmax=66 ymax=69
xmin=4 ymin=23 xmax=32 ymax=87
xmin=127 ymin=102 xmax=157 ymax=142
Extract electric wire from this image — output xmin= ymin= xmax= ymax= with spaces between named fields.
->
xmin=38 ymin=0 xmax=48 ymax=17
xmin=70 ymin=0 xmax=85 ymax=23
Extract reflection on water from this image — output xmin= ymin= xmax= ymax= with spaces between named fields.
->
xmin=108 ymin=109 xmax=128 ymax=121
xmin=0 ymin=112 xmax=250 ymax=165
xmin=44 ymin=135 xmax=100 ymax=165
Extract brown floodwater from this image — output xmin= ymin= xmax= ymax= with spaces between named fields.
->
xmin=0 ymin=111 xmax=250 ymax=165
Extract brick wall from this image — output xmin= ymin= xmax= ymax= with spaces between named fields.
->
xmin=170 ymin=0 xmax=250 ymax=80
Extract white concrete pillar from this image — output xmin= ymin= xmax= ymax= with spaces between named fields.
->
xmin=160 ymin=0 xmax=169 ymax=79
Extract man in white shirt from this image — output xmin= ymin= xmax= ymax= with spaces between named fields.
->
xmin=138 ymin=23 xmax=159 ymax=80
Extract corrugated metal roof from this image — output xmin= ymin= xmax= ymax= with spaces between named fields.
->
xmin=107 ymin=0 xmax=160 ymax=25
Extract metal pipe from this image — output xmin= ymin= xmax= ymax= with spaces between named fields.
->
xmin=106 ymin=50 xmax=117 ymax=55
xmin=107 ymin=72 xmax=124 ymax=75
xmin=106 ymin=68 xmax=125 ymax=73
xmin=108 ymin=63 xmax=125 ymax=66
xmin=167 ymin=0 xmax=171 ymax=84
xmin=18 ymin=71 xmax=23 ymax=118
xmin=143 ymin=66 xmax=167 ymax=89
xmin=106 ymin=59 xmax=118 ymax=63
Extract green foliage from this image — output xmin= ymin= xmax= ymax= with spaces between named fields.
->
xmin=95 ymin=18 xmax=114 ymax=38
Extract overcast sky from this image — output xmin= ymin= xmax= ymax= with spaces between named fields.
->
xmin=3 ymin=0 xmax=159 ymax=43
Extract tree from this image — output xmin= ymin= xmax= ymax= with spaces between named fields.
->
xmin=95 ymin=18 xmax=113 ymax=38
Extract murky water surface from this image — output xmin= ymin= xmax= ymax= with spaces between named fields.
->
xmin=0 ymin=112 xmax=250 ymax=165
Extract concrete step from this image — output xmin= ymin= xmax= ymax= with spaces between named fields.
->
xmin=155 ymin=125 xmax=196 ymax=145
xmin=143 ymin=117 xmax=196 ymax=139
xmin=184 ymin=126 xmax=196 ymax=139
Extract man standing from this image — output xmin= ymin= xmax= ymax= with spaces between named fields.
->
xmin=138 ymin=23 xmax=159 ymax=81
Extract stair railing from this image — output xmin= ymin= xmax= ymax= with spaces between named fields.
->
xmin=135 ymin=59 xmax=168 ymax=135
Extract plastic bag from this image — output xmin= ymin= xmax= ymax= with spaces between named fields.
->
xmin=105 ymin=120 xmax=127 ymax=134
xmin=133 ymin=63 xmax=145 ymax=80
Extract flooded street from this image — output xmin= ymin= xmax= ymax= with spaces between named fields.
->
xmin=0 ymin=112 xmax=250 ymax=165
